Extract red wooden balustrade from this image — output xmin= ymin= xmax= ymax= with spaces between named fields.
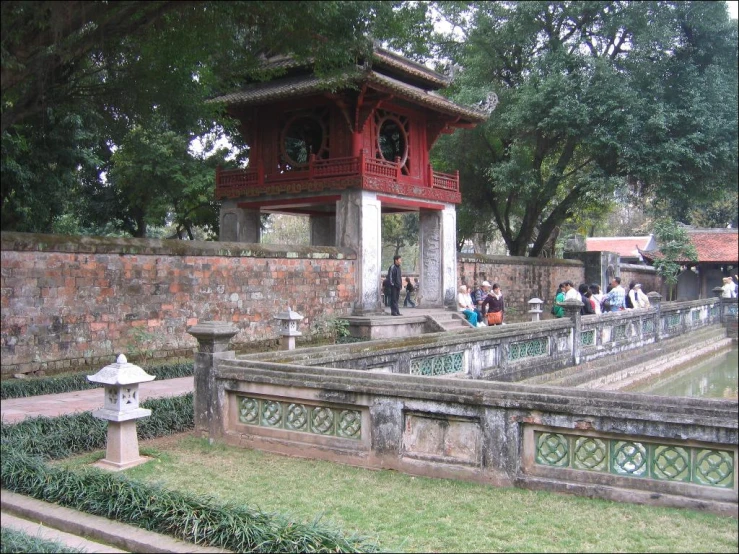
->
xmin=215 ymin=155 xmax=459 ymax=199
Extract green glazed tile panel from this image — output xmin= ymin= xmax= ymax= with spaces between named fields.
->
xmin=410 ymin=351 xmax=464 ymax=376
xmin=666 ymin=313 xmax=681 ymax=329
xmin=710 ymin=305 xmax=719 ymax=318
xmin=238 ymin=396 xmax=362 ymax=440
xmin=612 ymin=324 xmax=627 ymax=342
xmin=581 ymin=329 xmax=595 ymax=346
xmin=533 ymin=430 xmax=735 ymax=489
xmin=641 ymin=319 xmax=655 ymax=335
xmin=509 ymin=338 xmax=548 ymax=361
xmin=691 ymin=310 xmax=700 ymax=323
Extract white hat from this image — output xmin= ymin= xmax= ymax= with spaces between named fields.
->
xmin=634 ymin=283 xmax=642 ymax=288
xmin=482 ymin=281 xmax=491 ymax=287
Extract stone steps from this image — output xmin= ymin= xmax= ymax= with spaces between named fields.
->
xmin=428 ymin=311 xmax=476 ymax=331
xmin=519 ymin=325 xmax=729 ymax=388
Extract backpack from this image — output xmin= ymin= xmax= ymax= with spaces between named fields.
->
xmin=625 ymin=292 xmax=634 ymax=309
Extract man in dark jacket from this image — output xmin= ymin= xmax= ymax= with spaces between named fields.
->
xmin=389 ymin=255 xmax=403 ymax=316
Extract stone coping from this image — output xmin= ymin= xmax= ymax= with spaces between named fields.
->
xmin=215 ymin=356 xmax=738 ymax=430
xmin=0 ymin=232 xmax=356 ymax=259
xmin=238 ymin=318 xmax=572 ymax=364
xmin=459 ymin=252 xmax=583 ymax=267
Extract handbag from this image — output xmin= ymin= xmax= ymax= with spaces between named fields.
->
xmin=487 ymin=311 xmax=503 ymax=325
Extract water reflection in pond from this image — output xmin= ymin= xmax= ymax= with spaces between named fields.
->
xmin=636 ymin=347 xmax=738 ymax=399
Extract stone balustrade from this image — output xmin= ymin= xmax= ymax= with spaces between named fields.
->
xmin=188 ymin=296 xmax=737 ymax=515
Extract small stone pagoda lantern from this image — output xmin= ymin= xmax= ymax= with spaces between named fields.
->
xmin=87 ymin=354 xmax=155 ymax=471
xmin=528 ymin=298 xmax=544 ymax=322
xmin=274 ymin=306 xmax=303 ymax=350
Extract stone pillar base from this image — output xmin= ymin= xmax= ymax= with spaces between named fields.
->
xmin=93 ymin=456 xmax=151 ymax=472
xmin=93 ymin=420 xmax=147 ymax=471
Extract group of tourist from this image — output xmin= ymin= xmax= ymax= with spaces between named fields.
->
xmin=457 ymin=281 xmax=505 ymax=327
xmin=552 ymin=277 xmax=651 ymax=317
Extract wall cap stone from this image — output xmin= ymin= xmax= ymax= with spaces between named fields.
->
xmin=0 ymin=232 xmax=356 ymax=260
xmin=459 ymin=252 xmax=583 ymax=267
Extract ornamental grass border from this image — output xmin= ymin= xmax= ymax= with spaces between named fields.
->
xmin=0 ymin=362 xmax=194 ymax=400
xmin=1 ymin=392 xmax=378 ymax=553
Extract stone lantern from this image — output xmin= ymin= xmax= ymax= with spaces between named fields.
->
xmin=87 ymin=354 xmax=155 ymax=471
xmin=528 ymin=297 xmax=544 ymax=322
xmin=274 ymin=306 xmax=303 ymax=350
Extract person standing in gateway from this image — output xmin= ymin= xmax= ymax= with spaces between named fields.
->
xmin=388 ymin=255 xmax=403 ymax=316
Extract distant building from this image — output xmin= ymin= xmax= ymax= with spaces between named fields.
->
xmin=639 ymin=228 xmax=738 ymax=299
xmin=585 ymin=235 xmax=656 ymax=265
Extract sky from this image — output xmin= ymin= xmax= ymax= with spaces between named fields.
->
xmin=729 ymin=1 xmax=738 ymax=18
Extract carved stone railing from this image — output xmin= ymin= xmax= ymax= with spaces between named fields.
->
xmin=188 ymin=318 xmax=737 ymax=515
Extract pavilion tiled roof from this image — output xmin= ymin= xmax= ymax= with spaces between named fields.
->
xmin=210 ymin=69 xmax=488 ymax=123
xmin=585 ymin=236 xmax=655 ymax=258
xmin=639 ymin=228 xmax=738 ymax=263
xmin=257 ymin=46 xmax=451 ymax=90
xmin=209 ymin=45 xmax=487 ymax=124
xmin=370 ymin=47 xmax=451 ymax=88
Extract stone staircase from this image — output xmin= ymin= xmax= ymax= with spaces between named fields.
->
xmin=427 ymin=310 xmax=476 ymax=332
xmin=518 ymin=325 xmax=732 ymax=390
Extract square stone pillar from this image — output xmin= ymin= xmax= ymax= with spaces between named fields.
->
xmin=310 ymin=214 xmax=336 ymax=246
xmin=336 ymin=190 xmax=382 ymax=314
xmin=419 ymin=205 xmax=457 ymax=308
xmin=561 ymin=299 xmax=583 ymax=365
xmin=219 ymin=199 xmax=261 ymax=243
xmin=187 ymin=321 xmax=239 ymax=438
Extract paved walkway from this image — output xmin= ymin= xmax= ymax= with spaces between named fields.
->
xmin=1 ymin=376 xmax=194 ymax=423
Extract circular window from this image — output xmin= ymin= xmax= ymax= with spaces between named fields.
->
xmin=282 ymin=116 xmax=326 ymax=167
xmin=378 ymin=117 xmax=407 ymax=163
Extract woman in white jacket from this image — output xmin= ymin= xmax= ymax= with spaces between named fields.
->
xmin=457 ymin=285 xmax=480 ymax=326
xmin=629 ymin=284 xmax=650 ymax=308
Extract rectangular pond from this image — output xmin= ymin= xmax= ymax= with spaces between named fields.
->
xmin=635 ymin=347 xmax=738 ymax=399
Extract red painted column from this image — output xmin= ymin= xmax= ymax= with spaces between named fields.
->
xmin=351 ymin=131 xmax=362 ymax=157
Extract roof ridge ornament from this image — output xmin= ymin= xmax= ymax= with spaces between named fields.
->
xmin=476 ymin=91 xmax=499 ymax=115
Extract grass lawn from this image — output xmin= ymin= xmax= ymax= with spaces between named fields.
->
xmin=60 ymin=433 xmax=738 ymax=553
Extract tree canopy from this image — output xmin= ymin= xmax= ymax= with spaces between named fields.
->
xmin=433 ymin=1 xmax=738 ymax=256
xmin=1 ymin=0 xmax=431 ymax=235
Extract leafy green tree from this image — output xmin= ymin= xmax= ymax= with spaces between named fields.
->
xmin=382 ymin=212 xmax=419 ymax=263
xmin=80 ymin=121 xmax=224 ymax=238
xmin=1 ymin=1 xmax=432 ymax=236
xmin=651 ymin=218 xmax=698 ymax=300
xmin=433 ymin=1 xmax=738 ymax=256
xmin=1 ymin=106 xmax=103 ymax=232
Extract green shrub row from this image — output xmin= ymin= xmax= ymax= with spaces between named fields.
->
xmin=1 ymin=392 xmax=377 ymax=552
xmin=0 ymin=361 xmax=194 ymax=400
xmin=0 ymin=527 xmax=84 ymax=554
xmin=1 ymin=394 xmax=195 ymax=460
xmin=1 ymin=448 xmax=377 ymax=552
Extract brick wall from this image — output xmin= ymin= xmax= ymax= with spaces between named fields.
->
xmin=1 ymin=234 xmax=606 ymax=376
xmin=458 ymin=254 xmax=584 ymax=320
xmin=1 ymin=233 xmax=357 ymax=376
xmin=619 ymin=264 xmax=664 ymax=296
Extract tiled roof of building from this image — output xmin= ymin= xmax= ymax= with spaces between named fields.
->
xmin=256 ymin=46 xmax=451 ymax=90
xmin=210 ymin=69 xmax=488 ymax=123
xmin=371 ymin=47 xmax=451 ymax=88
xmin=639 ymin=228 xmax=738 ymax=263
xmin=586 ymin=236 xmax=655 ymax=258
